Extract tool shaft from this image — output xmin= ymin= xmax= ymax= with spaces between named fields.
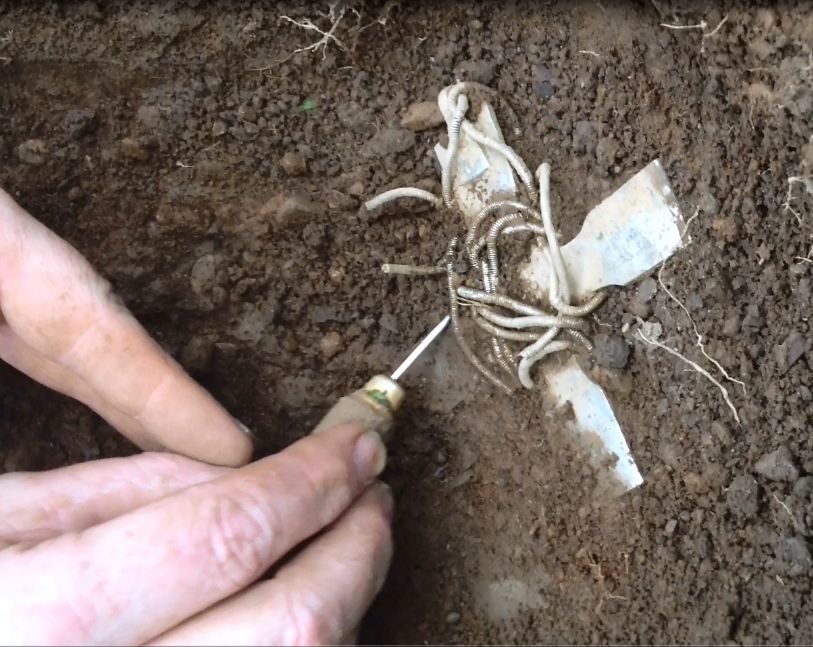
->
xmin=390 ymin=315 xmax=451 ymax=380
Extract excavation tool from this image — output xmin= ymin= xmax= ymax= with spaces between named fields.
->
xmin=312 ymin=315 xmax=451 ymax=440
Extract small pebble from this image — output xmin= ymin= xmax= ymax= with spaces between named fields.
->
xmin=274 ymin=195 xmax=323 ymax=228
xmin=593 ymin=333 xmax=630 ymax=369
xmin=572 ymin=120 xmax=598 ymax=154
xmin=534 ymin=79 xmax=555 ymax=99
xmin=741 ymin=304 xmax=762 ymax=331
xmin=190 ymin=254 xmax=218 ymax=296
xmin=212 ymin=120 xmax=227 ymax=137
xmin=595 ymin=136 xmax=620 ymax=170
xmin=726 ymin=474 xmax=759 ymax=519
xmin=754 ymin=445 xmax=799 ymax=482
xmin=324 ymin=189 xmax=356 ymax=211
xmin=697 ymin=191 xmax=720 ymax=215
xmin=664 ymin=519 xmax=678 ymax=536
xmin=774 ymin=536 xmax=812 ymax=577
xmin=454 ymin=59 xmax=495 ymax=84
xmin=63 ymin=108 xmax=98 ymax=139
xmin=237 ymin=104 xmax=257 ymax=122
xmin=120 ymin=137 xmax=150 ymax=161
xmin=67 ymin=186 xmax=84 ymax=202
xmin=637 ymin=277 xmax=658 ymax=304
xmin=16 ymin=139 xmax=47 ymax=165
xmin=445 ymin=612 xmax=461 ymax=625
xmin=778 ymin=330 xmax=806 ymax=371
xmin=361 ymin=127 xmax=416 ymax=159
xmin=378 ymin=312 xmax=399 ymax=334
xmin=319 ymin=331 xmax=343 ymax=359
xmin=401 ymin=101 xmax=444 ymax=132
xmin=181 ymin=336 xmax=215 ymax=373
xmin=347 ymin=180 xmax=365 ymax=197
xmin=279 ymin=151 xmax=307 ymax=176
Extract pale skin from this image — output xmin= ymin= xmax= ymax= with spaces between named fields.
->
xmin=0 ymin=188 xmax=393 ymax=645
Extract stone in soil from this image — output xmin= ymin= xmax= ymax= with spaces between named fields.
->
xmin=773 ymin=536 xmax=812 ymax=577
xmin=279 ymin=151 xmax=307 ymax=176
xmin=120 ymin=137 xmax=150 ymax=161
xmin=726 ymin=474 xmax=759 ymax=519
xmin=401 ymin=101 xmax=444 ymax=132
xmin=754 ymin=445 xmax=799 ymax=483
xmin=572 ymin=120 xmax=598 ymax=154
xmin=237 ymin=104 xmax=257 ymax=122
xmin=319 ymin=331 xmax=343 ymax=359
xmin=637 ymin=277 xmax=658 ymax=304
xmin=741 ymin=304 xmax=762 ymax=331
xmin=774 ymin=330 xmax=806 ymax=372
xmin=595 ymin=136 xmax=619 ymax=171
xmin=190 ymin=254 xmax=219 ymax=297
xmin=181 ymin=336 xmax=214 ymax=373
xmin=271 ymin=195 xmax=323 ymax=228
xmin=454 ymin=59 xmax=495 ymax=84
xmin=593 ymin=333 xmax=630 ymax=369
xmin=697 ymin=189 xmax=720 ymax=215
xmin=362 ymin=127 xmax=416 ymax=159
xmin=532 ymin=65 xmax=556 ymax=98
xmin=379 ymin=312 xmax=399 ymax=334
xmin=16 ymin=139 xmax=47 ymax=164
xmin=630 ymin=276 xmax=657 ymax=317
xmin=711 ymin=217 xmax=739 ymax=243
xmin=231 ymin=301 xmax=276 ymax=344
xmin=63 ymin=108 xmax=98 ymax=139
xmin=324 ymin=189 xmax=356 ymax=211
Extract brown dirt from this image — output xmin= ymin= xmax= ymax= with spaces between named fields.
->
xmin=2 ymin=1 xmax=813 ymax=643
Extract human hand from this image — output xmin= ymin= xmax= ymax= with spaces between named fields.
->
xmin=0 ymin=187 xmax=251 ymax=465
xmin=0 ymin=423 xmax=393 ymax=644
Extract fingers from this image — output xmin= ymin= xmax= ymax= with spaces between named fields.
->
xmin=151 ymin=483 xmax=393 ymax=646
xmin=0 ymin=188 xmax=252 ymax=466
xmin=0 ymin=453 xmax=228 ymax=545
xmin=0 ymin=423 xmax=387 ymax=645
xmin=0 ymin=326 xmax=165 ymax=451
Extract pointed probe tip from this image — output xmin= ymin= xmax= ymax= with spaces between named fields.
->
xmin=390 ymin=315 xmax=452 ymax=381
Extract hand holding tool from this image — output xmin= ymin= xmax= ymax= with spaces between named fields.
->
xmin=312 ymin=316 xmax=450 ymax=441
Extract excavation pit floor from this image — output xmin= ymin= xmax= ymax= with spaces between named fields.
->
xmin=1 ymin=2 xmax=812 ymax=643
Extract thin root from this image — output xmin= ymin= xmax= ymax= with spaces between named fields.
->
xmin=279 ymin=9 xmax=348 ymax=60
xmin=636 ymin=329 xmax=741 ymax=425
xmin=782 ymin=175 xmax=813 ymax=225
xmin=657 ymin=262 xmax=746 ymax=394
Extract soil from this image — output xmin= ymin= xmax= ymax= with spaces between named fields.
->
xmin=2 ymin=1 xmax=813 ymax=643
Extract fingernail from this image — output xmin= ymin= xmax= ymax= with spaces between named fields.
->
xmin=375 ymin=482 xmax=395 ymax=521
xmin=354 ymin=431 xmax=387 ymax=481
xmin=234 ymin=419 xmax=256 ymax=439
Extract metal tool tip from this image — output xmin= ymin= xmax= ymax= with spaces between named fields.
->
xmin=390 ymin=315 xmax=451 ymax=381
